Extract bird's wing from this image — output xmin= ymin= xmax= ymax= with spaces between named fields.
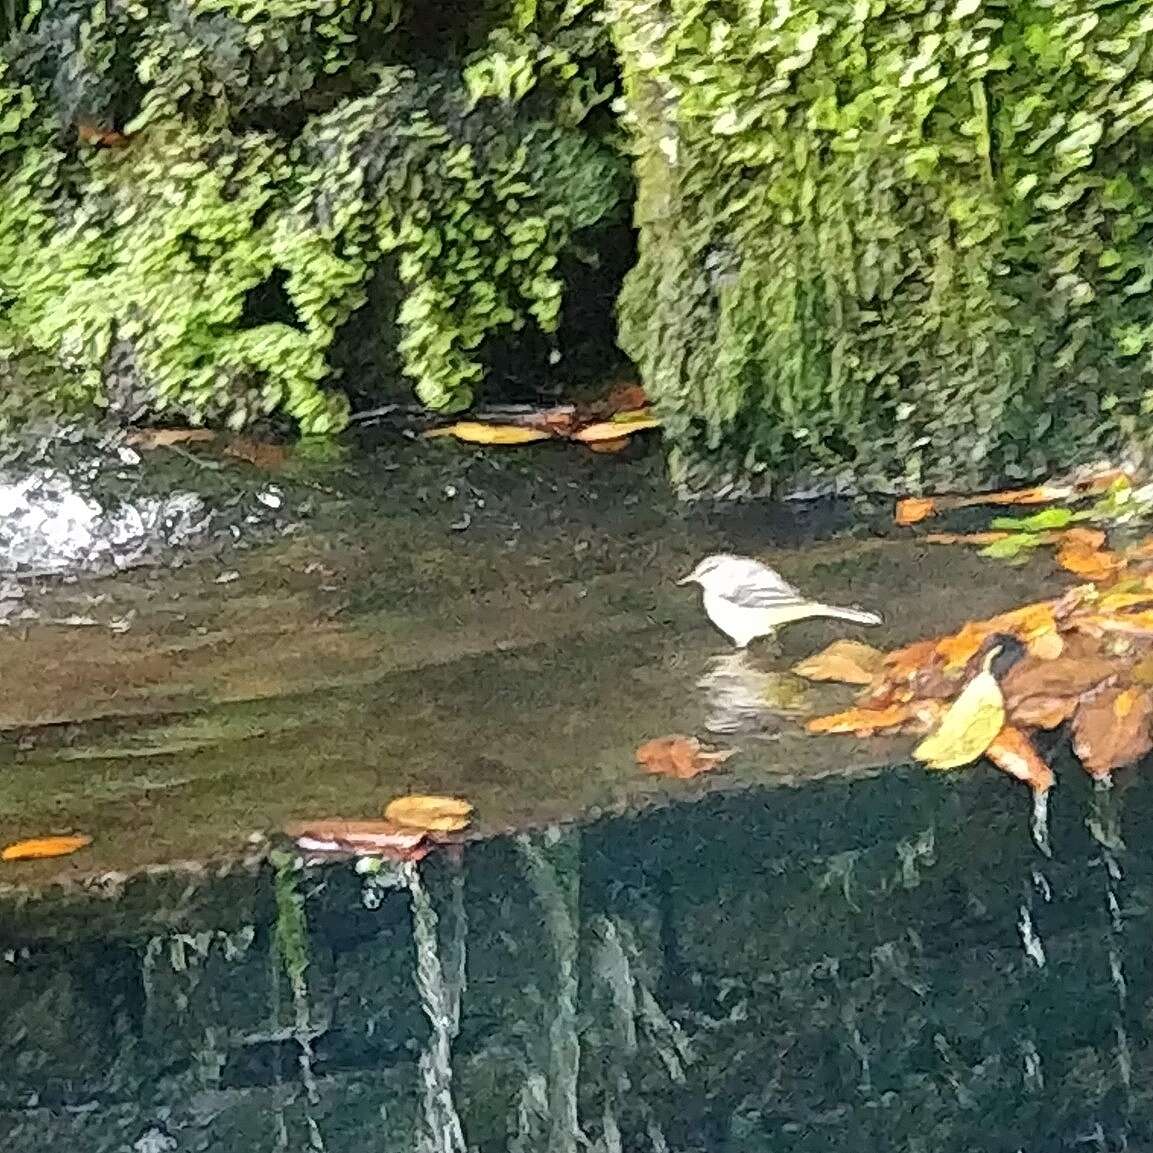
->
xmin=724 ymin=568 xmax=804 ymax=609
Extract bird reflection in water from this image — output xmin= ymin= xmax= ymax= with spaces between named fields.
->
xmin=697 ymin=650 xmax=817 ymax=736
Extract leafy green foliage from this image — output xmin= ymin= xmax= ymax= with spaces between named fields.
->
xmin=611 ymin=0 xmax=1153 ymax=496
xmin=0 ymin=0 xmax=624 ymax=431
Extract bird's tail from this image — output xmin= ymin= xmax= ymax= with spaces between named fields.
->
xmin=809 ymin=603 xmax=883 ymax=627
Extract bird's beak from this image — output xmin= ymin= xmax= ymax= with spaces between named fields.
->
xmin=676 ymin=571 xmax=696 ymax=586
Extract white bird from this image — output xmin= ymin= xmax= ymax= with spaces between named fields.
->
xmin=678 ymin=553 xmax=883 ymax=649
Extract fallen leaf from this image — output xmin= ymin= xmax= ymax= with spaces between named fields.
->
xmin=1 ymin=834 xmax=93 ymax=861
xmin=384 ymin=795 xmax=474 ymax=833
xmin=1071 ymin=685 xmax=1153 ymax=778
xmin=125 ymin=428 xmax=217 ymax=449
xmin=936 ymin=603 xmax=1057 ymax=671
xmin=921 ymin=531 xmax=1017 ymax=546
xmin=805 ymin=703 xmax=915 ymax=736
xmin=603 ymin=382 xmax=648 ymax=413
xmin=1001 ymin=653 xmax=1118 ymax=706
xmin=985 ymin=727 xmax=1055 ymax=794
xmin=223 ymin=437 xmax=291 ymax=471
xmin=285 ymin=820 xmax=429 ymax=860
xmin=573 ymin=415 xmax=662 ymax=443
xmin=1055 ymin=541 xmax=1125 ymax=583
xmin=424 ymin=422 xmax=554 ymax=445
xmin=1026 ymin=631 xmax=1064 ymax=660
xmin=586 ymin=437 xmax=632 ymax=454
xmin=1071 ymin=611 xmax=1153 ymax=639
xmin=913 ymin=649 xmax=1006 ymax=770
xmin=635 ymin=735 xmax=734 ymax=779
xmin=793 ymin=639 xmax=886 ymax=686
xmin=1010 ymin=695 xmax=1080 ymax=729
xmin=895 ymin=497 xmax=937 ymax=526
xmin=1096 ymin=588 xmax=1153 ymax=614
xmin=1061 ymin=527 xmax=1108 ymax=550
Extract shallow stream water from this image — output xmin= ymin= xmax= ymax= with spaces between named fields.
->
xmin=0 ymin=436 xmax=1142 ymax=1152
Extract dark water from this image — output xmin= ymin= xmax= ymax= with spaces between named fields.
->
xmin=1 ymin=760 xmax=1151 ymax=1153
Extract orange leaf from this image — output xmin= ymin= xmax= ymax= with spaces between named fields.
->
xmin=285 ymin=820 xmax=429 ymax=860
xmin=635 ymin=735 xmax=734 ymax=779
xmin=985 ymin=727 xmax=1055 ymax=794
xmin=383 ymin=795 xmax=473 ymax=833
xmin=805 ymin=703 xmax=915 ymax=736
xmin=1056 ymin=542 xmax=1126 ymax=584
xmin=77 ymin=122 xmax=129 ymax=147
xmin=895 ymin=498 xmax=937 ymax=526
xmin=1072 ymin=685 xmax=1153 ymax=778
xmin=223 ymin=437 xmax=291 ymax=471
xmin=1 ymin=834 xmax=92 ymax=861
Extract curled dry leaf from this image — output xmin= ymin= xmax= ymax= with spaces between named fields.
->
xmin=1072 ymin=685 xmax=1153 ymax=779
xmin=984 ymin=726 xmax=1055 ymax=794
xmin=285 ymin=820 xmax=429 ymax=860
xmin=913 ymin=650 xmax=1006 ymax=770
xmin=384 ymin=795 xmax=474 ymax=833
xmin=424 ymin=422 xmax=553 ymax=446
xmin=636 ymin=735 xmax=734 ymax=779
xmin=792 ymin=639 xmax=886 ymax=686
xmin=1 ymin=834 xmax=93 ymax=861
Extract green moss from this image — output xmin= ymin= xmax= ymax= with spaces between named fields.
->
xmin=0 ymin=0 xmax=625 ymax=432
xmin=611 ymin=0 xmax=1153 ymax=496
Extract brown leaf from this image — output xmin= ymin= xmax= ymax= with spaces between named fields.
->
xmin=895 ymin=497 xmax=937 ymax=526
xmin=920 ymin=531 xmax=1017 ymax=546
xmin=223 ymin=437 xmax=291 ymax=471
xmin=285 ymin=820 xmax=430 ymax=860
xmin=1 ymin=834 xmax=92 ymax=861
xmin=1009 ymin=695 xmax=1079 ymax=730
xmin=792 ymin=639 xmax=886 ymax=686
xmin=1001 ymin=653 xmax=1118 ymax=707
xmin=1072 ymin=685 xmax=1153 ymax=778
xmin=985 ymin=726 xmax=1055 ymax=794
xmin=1060 ymin=527 xmax=1109 ymax=551
xmin=77 ymin=122 xmax=129 ymax=147
xmin=125 ymin=428 xmax=217 ymax=449
xmin=384 ymin=795 xmax=473 ymax=833
xmin=636 ymin=735 xmax=734 ymax=779
xmin=1070 ymin=611 xmax=1153 ymax=639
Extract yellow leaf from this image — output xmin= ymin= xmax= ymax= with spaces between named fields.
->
xmin=384 ymin=794 xmax=473 ymax=833
xmin=913 ymin=649 xmax=1006 ymax=770
xmin=573 ymin=417 xmax=662 ymax=443
xmin=792 ymin=639 xmax=885 ymax=686
xmin=2 ymin=834 xmax=93 ymax=861
xmin=423 ymin=422 xmax=553 ymax=445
